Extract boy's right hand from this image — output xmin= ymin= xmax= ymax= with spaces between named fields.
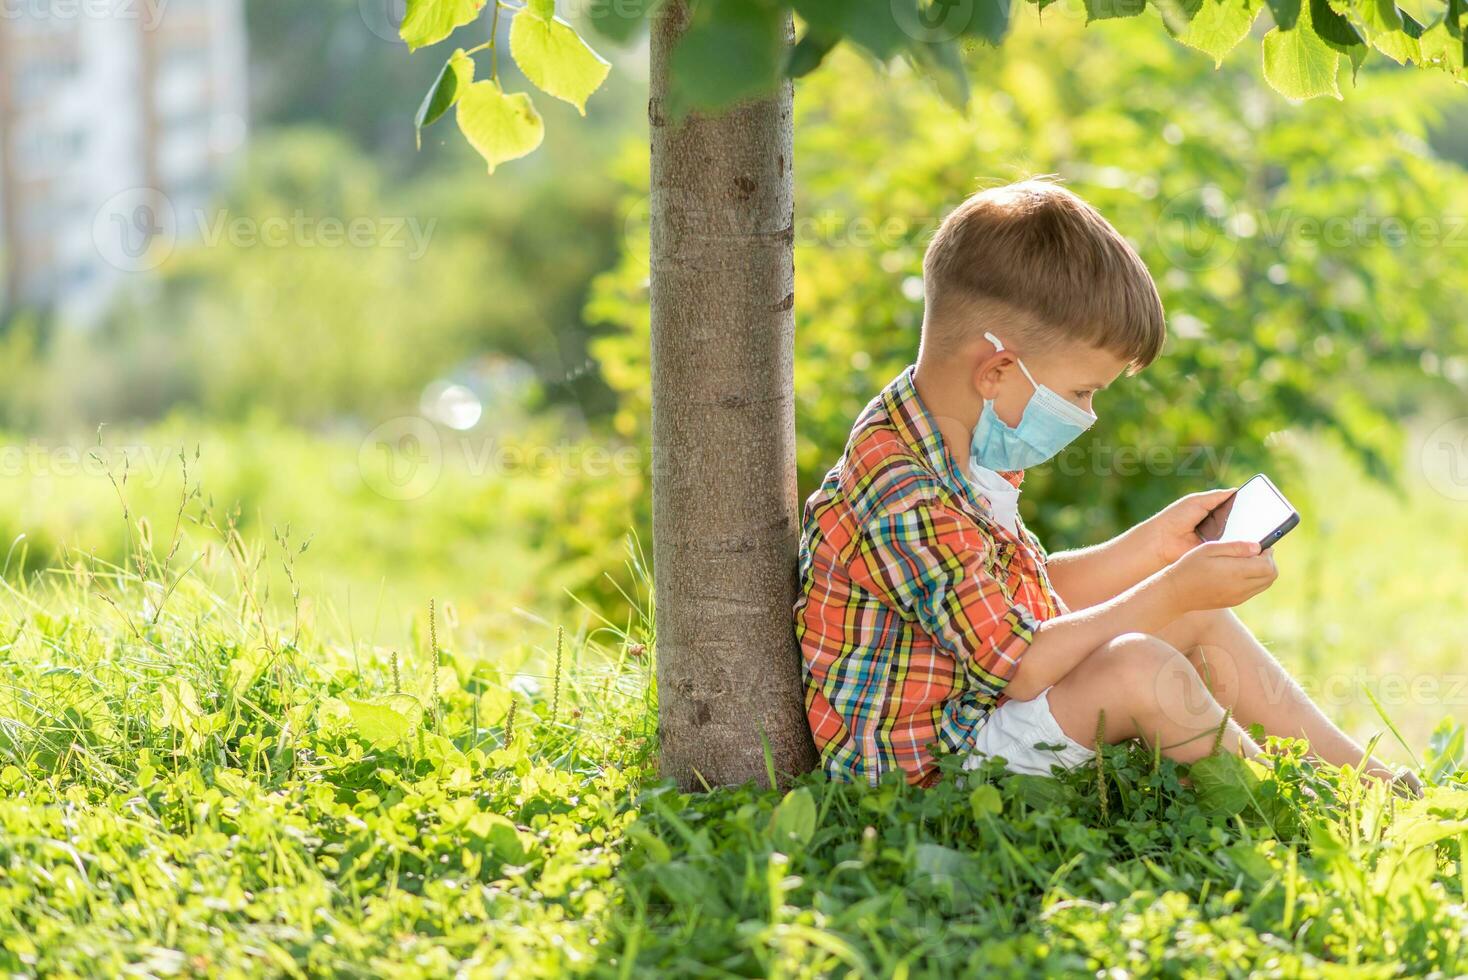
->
xmin=1162 ymin=540 xmax=1278 ymax=613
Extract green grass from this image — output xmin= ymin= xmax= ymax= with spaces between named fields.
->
xmin=0 ymin=545 xmax=659 ymax=976
xmin=0 ymin=415 xmax=639 ymax=647
xmin=1244 ymin=428 xmax=1468 ymax=754
xmin=1 ymin=427 xmax=1466 ymax=976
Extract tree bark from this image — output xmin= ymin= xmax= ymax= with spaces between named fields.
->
xmin=648 ymin=2 xmax=818 ymax=789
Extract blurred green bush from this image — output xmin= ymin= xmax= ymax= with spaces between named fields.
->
xmin=1 ymin=2 xmax=1464 ymax=639
xmin=590 ymin=9 xmax=1468 ymax=548
xmin=0 ymin=126 xmax=624 ymax=430
xmin=0 ymin=414 xmax=642 ymax=643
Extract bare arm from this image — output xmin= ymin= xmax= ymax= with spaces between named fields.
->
xmin=1045 ymin=489 xmax=1237 ymax=611
xmin=1006 ymin=539 xmax=1276 ymax=701
xmin=1045 ymin=523 xmax=1163 ymax=611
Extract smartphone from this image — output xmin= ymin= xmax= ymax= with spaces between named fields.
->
xmin=1194 ymin=474 xmax=1300 ymax=549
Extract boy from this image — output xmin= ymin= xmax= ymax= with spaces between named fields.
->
xmin=795 ymin=179 xmax=1401 ymax=789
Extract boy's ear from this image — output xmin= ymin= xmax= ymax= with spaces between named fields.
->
xmin=972 ymin=348 xmax=1015 ymax=400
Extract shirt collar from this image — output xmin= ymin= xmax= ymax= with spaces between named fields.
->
xmin=881 ymin=366 xmax=1025 ymax=518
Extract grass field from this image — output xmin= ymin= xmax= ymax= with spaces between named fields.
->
xmin=1239 ymin=424 xmax=1468 ymax=756
xmin=0 ymin=422 xmax=1465 ymax=976
xmin=0 ymin=416 xmax=641 ymax=648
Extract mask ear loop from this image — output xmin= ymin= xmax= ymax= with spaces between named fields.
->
xmin=983 ymin=331 xmax=1039 ymax=389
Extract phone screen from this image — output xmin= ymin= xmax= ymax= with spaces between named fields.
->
xmin=1195 ymin=475 xmax=1297 ymax=546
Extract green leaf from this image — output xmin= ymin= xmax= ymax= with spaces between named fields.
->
xmin=912 ymin=843 xmax=980 ymax=891
xmin=1394 ymin=0 xmax=1443 ymax=29
xmin=1449 ymin=0 xmax=1467 ymax=33
xmin=477 ymin=684 xmax=514 ymax=722
xmin=1223 ymin=841 xmax=1277 ymax=882
xmin=913 ymin=843 xmax=976 ymax=877
xmin=1005 ymin=773 xmax=1070 ymax=808
xmin=1427 ymin=720 xmax=1466 ymax=783
xmin=530 ymin=0 xmax=555 ymax=17
xmin=1311 ymin=0 xmax=1366 ymax=75
xmin=786 ymin=32 xmax=838 ymax=77
xmin=1265 ymin=0 xmax=1301 ymax=28
xmin=1164 ymin=0 xmax=1262 ymax=64
xmin=1391 ymin=814 xmax=1468 ymax=851
xmin=415 ymin=49 xmax=475 ymax=149
xmin=1262 ymin=0 xmax=1343 ymax=99
xmin=970 ymin=783 xmax=1003 ymax=818
xmin=456 ymin=81 xmax=546 ymax=173
xmin=419 ymin=731 xmax=468 ymax=769
xmin=1084 ymin=0 xmax=1148 ymax=21
xmin=400 ymin=0 xmax=487 ymax=51
xmin=905 ymin=36 xmax=970 ymax=109
xmin=1348 ymin=0 xmax=1423 ymax=62
xmin=796 ymin=0 xmax=920 ymax=58
xmin=509 ymin=10 xmax=612 ymax=115
xmin=1189 ymin=752 xmax=1260 ymax=816
xmin=225 ymin=647 xmax=269 ymax=698
xmin=669 ymin=0 xmax=785 ymax=113
xmin=466 ymin=811 xmax=527 ymax=862
xmin=769 ymin=786 xmax=817 ymax=847
xmin=1418 ymin=18 xmax=1468 ymax=70
xmin=159 ymin=679 xmax=204 ymax=731
xmin=344 ymin=695 xmax=422 ymax=748
xmin=1412 ymin=786 xmax=1468 ymax=818
xmin=1312 ymin=0 xmax=1366 ymax=44
xmin=965 ymin=0 xmax=1014 ymax=44
xmin=886 ymin=0 xmax=1011 ymax=44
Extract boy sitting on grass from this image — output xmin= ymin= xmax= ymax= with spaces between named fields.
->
xmin=795 ymin=179 xmax=1404 ymax=790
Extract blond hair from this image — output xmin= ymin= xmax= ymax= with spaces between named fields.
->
xmin=921 ymin=179 xmax=1165 ymax=370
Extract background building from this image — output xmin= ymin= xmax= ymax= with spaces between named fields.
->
xmin=0 ymin=0 xmax=247 ymax=324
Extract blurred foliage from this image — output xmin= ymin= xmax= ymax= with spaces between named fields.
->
xmin=247 ymin=0 xmax=450 ymax=165
xmin=2 ymin=127 xmax=625 ymax=429
xmin=0 ymin=415 xmax=642 ymax=643
xmin=590 ymin=6 xmax=1468 ymax=549
xmin=0 ymin=0 xmax=1462 ymax=646
xmin=1238 ymin=429 xmax=1468 ymax=749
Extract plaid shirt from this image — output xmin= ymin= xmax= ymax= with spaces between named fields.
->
xmin=795 ymin=367 xmax=1063 ymax=787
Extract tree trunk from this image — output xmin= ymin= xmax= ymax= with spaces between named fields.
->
xmin=648 ymin=3 xmax=818 ymax=789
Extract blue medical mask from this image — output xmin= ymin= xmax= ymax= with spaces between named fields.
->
xmin=970 ymin=332 xmax=1096 ymax=471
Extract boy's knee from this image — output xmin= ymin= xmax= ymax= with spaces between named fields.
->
xmin=1099 ymin=633 xmax=1199 ymax=712
xmin=1105 ymin=632 xmax=1184 ymax=670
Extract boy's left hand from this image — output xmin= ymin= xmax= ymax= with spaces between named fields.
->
xmin=1145 ymin=488 xmax=1237 ymax=566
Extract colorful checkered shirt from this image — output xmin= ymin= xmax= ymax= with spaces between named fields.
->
xmin=795 ymin=367 xmax=1063 ymax=787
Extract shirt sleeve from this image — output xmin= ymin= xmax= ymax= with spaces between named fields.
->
xmin=850 ymin=499 xmax=1039 ymax=699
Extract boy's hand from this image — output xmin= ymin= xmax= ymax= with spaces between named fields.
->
xmin=1163 ymin=540 xmax=1278 ymax=613
xmin=1145 ymin=488 xmax=1238 ymax=566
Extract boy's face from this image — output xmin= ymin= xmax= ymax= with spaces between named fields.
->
xmin=977 ymin=337 xmax=1131 ymax=429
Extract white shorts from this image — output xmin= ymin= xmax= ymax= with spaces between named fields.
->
xmin=963 ymin=688 xmax=1094 ymax=776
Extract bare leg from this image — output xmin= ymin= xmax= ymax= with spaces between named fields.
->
xmin=1156 ymin=609 xmax=1394 ymax=779
xmin=1045 ymin=632 xmax=1262 ymax=764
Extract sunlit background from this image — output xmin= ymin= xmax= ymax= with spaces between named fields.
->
xmin=0 ymin=0 xmax=1465 ymax=753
